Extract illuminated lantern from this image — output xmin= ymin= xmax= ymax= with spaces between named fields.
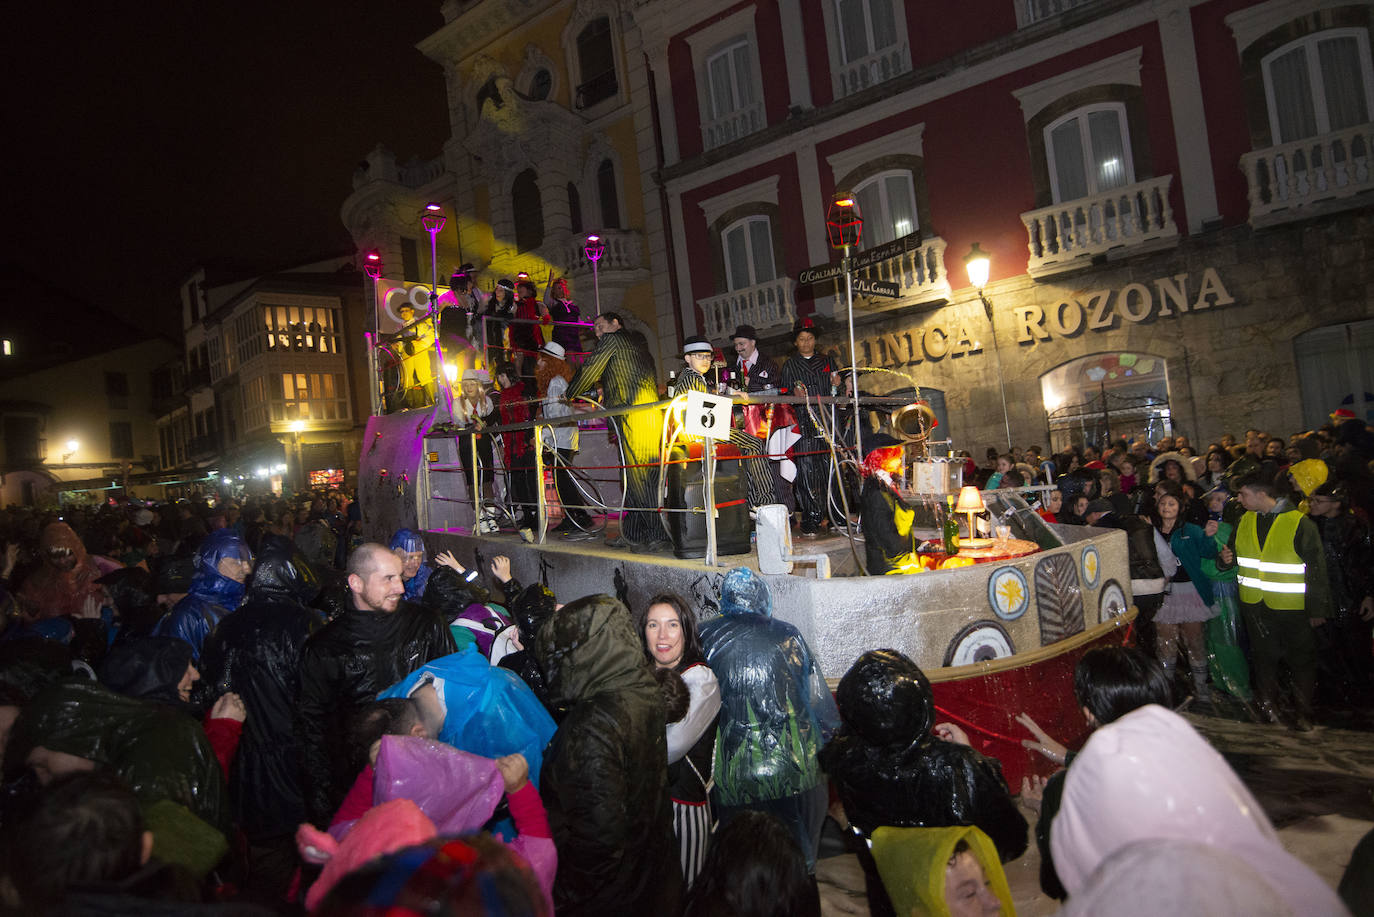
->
xmin=363 ymin=250 xmax=382 ymax=280
xmin=583 ymin=233 xmax=606 ymax=263
xmin=826 ymin=195 xmax=863 ymax=250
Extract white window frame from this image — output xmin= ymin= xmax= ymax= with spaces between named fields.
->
xmin=1261 ymin=27 xmax=1374 ymax=143
xmin=704 ymin=38 xmax=754 ymax=122
xmin=721 ymin=215 xmax=776 ymax=291
xmin=686 ymin=7 xmax=765 ymax=150
xmin=834 ymin=0 xmax=899 ymax=64
xmin=1044 ymin=102 xmax=1136 ymax=203
xmin=851 ymin=170 xmax=918 ymax=248
xmin=560 ymin=0 xmax=627 ymax=118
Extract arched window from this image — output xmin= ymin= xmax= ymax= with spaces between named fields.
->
xmin=1262 ymin=28 xmax=1374 ymax=143
xmin=568 ymin=182 xmax=583 ymax=234
xmin=576 ymin=17 xmax=618 ymax=108
xmin=597 ymin=159 xmax=621 ymax=229
xmin=1045 ymin=103 xmax=1134 ymax=202
xmin=512 ymin=169 xmax=544 ymax=253
xmin=852 ymin=170 xmax=917 ymax=248
xmin=1040 ymin=352 xmax=1171 ymax=451
xmin=721 ymin=216 xmax=776 ymax=291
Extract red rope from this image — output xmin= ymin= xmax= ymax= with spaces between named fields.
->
xmin=567 ymin=448 xmax=834 ymax=472
xmin=932 ymin=705 xmax=1027 ymax=747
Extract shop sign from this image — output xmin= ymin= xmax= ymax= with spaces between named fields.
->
xmin=854 ymin=322 xmax=985 ymax=368
xmin=1013 ymin=268 xmax=1234 ymax=344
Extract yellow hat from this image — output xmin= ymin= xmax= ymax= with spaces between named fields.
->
xmin=1288 ymin=458 xmax=1328 ymax=496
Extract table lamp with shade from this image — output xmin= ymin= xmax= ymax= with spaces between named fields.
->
xmin=954 ymin=485 xmax=986 ymax=539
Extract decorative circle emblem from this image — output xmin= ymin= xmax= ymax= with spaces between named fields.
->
xmin=987 ymin=566 xmax=1030 ymax=621
xmin=944 ymin=621 xmax=1015 ymax=667
xmin=1081 ymin=545 xmax=1101 ymax=589
xmin=1098 ymin=580 xmax=1127 ymax=623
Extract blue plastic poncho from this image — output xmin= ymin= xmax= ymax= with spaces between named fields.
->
xmin=389 ymin=528 xmax=432 ymax=601
xmin=153 ymin=529 xmax=252 ymax=659
xmin=699 ymin=567 xmax=840 ymax=806
xmin=378 ymin=648 xmax=556 ymax=788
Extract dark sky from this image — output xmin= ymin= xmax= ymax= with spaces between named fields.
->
xmin=9 ymin=2 xmax=452 ymax=335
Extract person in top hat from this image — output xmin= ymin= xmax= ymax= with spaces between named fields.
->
xmin=779 ymin=318 xmax=842 ymax=536
xmin=536 ymin=340 xmax=595 ymax=538
xmin=673 ymin=337 xmax=776 ymax=509
xmin=726 ymin=325 xmax=780 ymax=397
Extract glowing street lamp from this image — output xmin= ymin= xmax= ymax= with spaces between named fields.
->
xmin=965 ymin=242 xmax=1012 ymax=451
xmin=826 ymin=193 xmax=865 ymax=461
xmin=584 ymin=233 xmax=606 ymax=315
xmin=964 ymin=242 xmax=991 ymax=291
xmin=62 ymin=439 xmax=80 ymax=463
xmin=363 ymin=250 xmax=383 ymax=417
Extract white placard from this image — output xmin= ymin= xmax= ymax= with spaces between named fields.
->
xmin=682 ymin=390 xmax=733 ymax=439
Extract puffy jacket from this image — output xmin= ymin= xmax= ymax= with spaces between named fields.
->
xmin=199 ymin=547 xmax=323 ymax=839
xmin=152 ymin=530 xmax=252 ymax=659
xmin=6 ymin=680 xmax=230 ymax=837
xmin=295 ymin=599 xmax=455 ymax=826
xmin=536 ymin=594 xmax=681 ymax=917
xmin=819 ymin=650 xmax=1027 ymax=864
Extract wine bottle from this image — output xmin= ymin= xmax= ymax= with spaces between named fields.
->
xmin=943 ymin=494 xmax=960 ymax=555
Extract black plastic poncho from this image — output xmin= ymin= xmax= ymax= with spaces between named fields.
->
xmin=536 ymin=594 xmax=681 ymax=917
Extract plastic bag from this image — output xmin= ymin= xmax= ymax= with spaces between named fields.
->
xmin=373 ymin=735 xmax=504 ymax=835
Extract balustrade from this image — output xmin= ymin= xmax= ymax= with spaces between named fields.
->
xmin=1240 ymin=122 xmax=1374 ymax=225
xmin=1020 ymin=175 xmax=1177 ymax=276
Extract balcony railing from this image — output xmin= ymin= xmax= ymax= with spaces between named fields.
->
xmin=835 ymin=43 xmax=910 ymax=99
xmin=1020 ymin=175 xmax=1178 ymax=277
xmin=698 ymin=277 xmax=798 ymax=340
xmin=702 ymin=100 xmax=764 ymax=152
xmin=1240 ymin=123 xmax=1374 ymax=226
xmin=851 ymin=235 xmax=950 ymax=307
xmin=1016 ymin=0 xmax=1101 ymax=27
xmin=560 ymin=229 xmax=643 ymax=277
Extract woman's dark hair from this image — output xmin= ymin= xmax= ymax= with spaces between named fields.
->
xmin=345 ymin=698 xmax=421 ymax=774
xmin=633 ymin=592 xmax=704 ymax=669
xmin=685 ymin=811 xmax=820 ymax=917
xmin=654 ymin=667 xmax=691 ymax=723
xmin=495 ymin=360 xmax=519 ymax=384
xmin=1073 ymin=646 xmax=1172 ymax=725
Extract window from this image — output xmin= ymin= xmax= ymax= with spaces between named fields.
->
xmin=3 ymin=417 xmax=41 ymax=464
xmin=1294 ymin=319 xmax=1374 ymax=430
xmin=722 ymin=216 xmax=776 ymax=291
xmin=836 ymin=0 xmax=898 ymax=63
xmin=568 ymin=183 xmax=583 ymax=233
xmin=596 ymin=160 xmax=621 ymax=230
xmin=705 ymin=39 xmax=756 ymax=123
xmin=400 ymin=238 xmax=421 ymax=282
xmin=576 ymin=17 xmax=618 ymax=108
xmin=109 ymin=421 xmax=134 ymax=459
xmin=1045 ymin=103 xmax=1134 ymax=202
xmin=852 ymin=171 xmax=918 ymax=248
xmin=1262 ymin=29 xmax=1374 ymax=143
xmin=512 ymin=169 xmax=545 ymax=252
xmin=523 ymin=69 xmax=552 ymax=102
xmin=104 ymin=371 xmax=129 ymax=409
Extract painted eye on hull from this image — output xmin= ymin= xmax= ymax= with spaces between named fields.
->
xmin=944 ymin=621 xmax=1014 ymax=668
xmin=1099 ymin=580 xmax=1128 ymax=624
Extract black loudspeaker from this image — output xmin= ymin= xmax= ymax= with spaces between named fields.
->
xmin=665 ymin=444 xmax=752 ymax=558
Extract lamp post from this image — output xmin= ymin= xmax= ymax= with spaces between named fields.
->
xmin=584 ymin=234 xmax=606 ymax=315
xmin=965 ymin=243 xmax=1012 ymax=451
xmin=420 ymin=203 xmax=456 ymax=418
xmin=289 ymin=420 xmax=305 ymax=494
xmin=363 ymin=250 xmax=383 ymax=417
xmin=62 ymin=439 xmax=79 ymax=463
xmin=826 ymin=194 xmax=864 ymax=461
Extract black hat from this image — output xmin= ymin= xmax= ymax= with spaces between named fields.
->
xmin=792 ymin=316 xmax=821 ymax=339
xmin=731 ymin=324 xmax=758 ymax=341
xmin=1084 ymin=498 xmax=1114 ymax=516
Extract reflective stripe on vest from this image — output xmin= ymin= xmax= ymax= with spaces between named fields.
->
xmin=1234 ymin=510 xmax=1307 ymax=610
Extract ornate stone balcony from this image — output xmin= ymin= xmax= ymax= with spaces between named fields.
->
xmin=698 ymin=277 xmax=798 ymax=340
xmin=850 ymin=235 xmax=951 ymax=309
xmin=558 ymin=229 xmax=644 ymax=278
xmin=702 ymin=100 xmax=765 ymax=152
xmin=1020 ymin=175 xmax=1178 ymax=278
xmin=1240 ymin=123 xmax=1374 ymax=227
xmin=835 ymin=43 xmax=910 ymax=99
xmin=1015 ymin=0 xmax=1102 ymax=27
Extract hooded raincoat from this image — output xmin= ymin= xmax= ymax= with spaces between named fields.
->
xmin=498 ymin=582 xmax=558 ymax=716
xmin=198 ymin=546 xmax=323 ymax=840
xmin=153 ymin=529 xmax=252 ymax=659
xmin=819 ymin=650 xmax=1027 ymax=865
xmin=536 ymin=594 xmax=681 ymax=916
xmin=870 ymin=824 xmax=1014 ymax=917
xmin=389 ymin=529 xmax=432 ymax=602
xmin=295 ymin=595 xmax=455 ymax=826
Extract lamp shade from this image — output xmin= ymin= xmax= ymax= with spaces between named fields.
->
xmin=954 ymin=485 xmax=985 ymax=514
xmin=583 ymin=233 xmax=606 ymax=262
xmin=964 ymin=242 xmax=991 ymax=290
xmin=826 ymin=196 xmax=863 ymax=249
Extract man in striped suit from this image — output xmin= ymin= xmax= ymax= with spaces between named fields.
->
xmin=566 ymin=312 xmax=665 ymax=549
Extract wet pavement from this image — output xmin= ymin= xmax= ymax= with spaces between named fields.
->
xmin=816 ymin=708 xmax=1374 ymax=915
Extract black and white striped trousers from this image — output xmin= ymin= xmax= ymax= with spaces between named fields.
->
xmin=672 ymin=799 xmax=712 ymax=888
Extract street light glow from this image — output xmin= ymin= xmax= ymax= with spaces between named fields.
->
xmin=289 ymin=420 xmax=305 ymax=433
xmin=66 ymin=439 xmax=80 ymax=453
xmin=964 ymin=242 xmax=991 ymax=290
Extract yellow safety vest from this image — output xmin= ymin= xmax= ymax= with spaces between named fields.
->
xmin=1235 ymin=510 xmax=1306 ymax=610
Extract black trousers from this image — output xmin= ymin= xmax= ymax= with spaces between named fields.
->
xmin=548 ymin=447 xmax=592 ymax=527
xmin=792 ymin=436 xmax=831 ymax=527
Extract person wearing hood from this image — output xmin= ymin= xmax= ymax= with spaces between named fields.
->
xmin=296 ymin=544 xmax=455 ymax=827
xmin=1050 ymin=704 xmax=1348 ymax=916
xmin=152 ymin=529 xmax=253 ymax=660
xmin=870 ymin=825 xmax=1014 ymax=917
xmin=820 ymin=649 xmax=1026 ymax=915
xmin=499 ymin=581 xmax=559 ymax=717
xmin=699 ymin=567 xmax=840 ymax=873
xmin=535 ymin=593 xmax=682 ymax=916
xmin=196 ymin=544 xmax=324 ymax=896
xmin=388 ymin=528 xmax=432 ymax=602
xmin=16 ymin=521 xmax=110 ymax=620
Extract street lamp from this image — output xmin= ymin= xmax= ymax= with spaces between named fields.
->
xmin=62 ymin=439 xmax=79 ymax=463
xmin=363 ymin=250 xmax=383 ymax=417
xmin=826 ymin=193 xmax=864 ymax=462
xmin=965 ymin=243 xmax=1012 ymax=452
xmin=584 ymin=233 xmax=605 ymax=315
xmin=420 ymin=204 xmax=455 ymax=418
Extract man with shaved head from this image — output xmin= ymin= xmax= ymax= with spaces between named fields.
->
xmin=295 ymin=543 xmax=455 ymax=825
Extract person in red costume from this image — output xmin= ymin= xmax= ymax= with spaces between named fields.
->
xmin=17 ymin=522 xmax=111 ymax=620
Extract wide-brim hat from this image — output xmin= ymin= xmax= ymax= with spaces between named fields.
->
xmin=461 ymin=368 xmax=489 ymax=383
xmin=731 ymin=324 xmax=758 ymax=341
xmin=540 ymin=341 xmax=566 ymax=360
xmin=682 ymin=335 xmax=713 ymax=356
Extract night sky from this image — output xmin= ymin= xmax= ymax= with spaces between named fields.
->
xmin=10 ymin=2 xmax=452 ymax=335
